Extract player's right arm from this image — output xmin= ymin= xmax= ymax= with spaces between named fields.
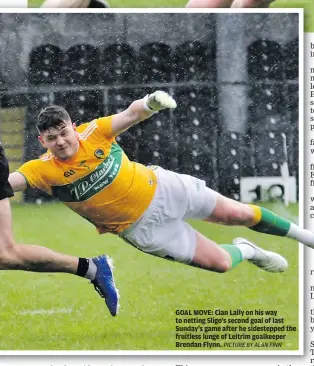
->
xmin=89 ymin=91 xmax=177 ymax=141
xmin=8 ymin=172 xmax=27 ymax=192
xmin=9 ymin=160 xmax=49 ymax=194
xmin=109 ymin=91 xmax=177 ymax=137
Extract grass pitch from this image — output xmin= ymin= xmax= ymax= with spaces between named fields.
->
xmin=0 ymin=201 xmax=300 ymax=351
xmin=27 ymin=0 xmax=314 ymax=31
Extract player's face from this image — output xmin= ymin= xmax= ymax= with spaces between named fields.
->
xmin=39 ymin=121 xmax=79 ymax=160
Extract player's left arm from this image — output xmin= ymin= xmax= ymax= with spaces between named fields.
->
xmin=110 ymin=91 xmax=177 ymax=137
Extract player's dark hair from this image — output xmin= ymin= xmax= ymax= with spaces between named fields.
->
xmin=37 ymin=105 xmax=71 ymax=133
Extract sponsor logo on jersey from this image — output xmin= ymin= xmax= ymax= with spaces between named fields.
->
xmin=94 ymin=148 xmax=105 ymax=159
xmin=51 ymin=143 xmax=122 ymax=202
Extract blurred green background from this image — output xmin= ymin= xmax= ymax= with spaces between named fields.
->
xmin=27 ymin=0 xmax=313 ymax=32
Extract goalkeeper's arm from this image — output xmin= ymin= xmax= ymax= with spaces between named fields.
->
xmin=110 ymin=91 xmax=177 ymax=137
xmin=41 ymin=0 xmax=90 ymax=7
xmin=41 ymin=0 xmax=109 ymax=7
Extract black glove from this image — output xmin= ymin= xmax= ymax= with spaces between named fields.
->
xmin=88 ymin=0 xmax=110 ymax=7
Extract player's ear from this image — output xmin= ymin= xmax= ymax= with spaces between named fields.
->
xmin=72 ymin=123 xmax=77 ymax=131
xmin=38 ymin=135 xmax=46 ymax=148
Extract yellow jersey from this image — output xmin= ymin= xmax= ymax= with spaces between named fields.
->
xmin=18 ymin=116 xmax=157 ymax=234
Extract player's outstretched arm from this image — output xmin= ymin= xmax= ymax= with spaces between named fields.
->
xmin=185 ymin=0 xmax=273 ymax=7
xmin=41 ymin=0 xmax=90 ymax=7
xmin=8 ymin=172 xmax=27 ymax=192
xmin=110 ymin=91 xmax=177 ymax=136
xmin=186 ymin=0 xmax=233 ymax=7
xmin=231 ymin=0 xmax=273 ymax=7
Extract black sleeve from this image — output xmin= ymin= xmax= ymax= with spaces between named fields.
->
xmin=88 ymin=0 xmax=110 ymax=7
xmin=0 ymin=144 xmax=14 ymax=199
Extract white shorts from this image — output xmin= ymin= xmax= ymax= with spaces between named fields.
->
xmin=119 ymin=167 xmax=218 ymax=264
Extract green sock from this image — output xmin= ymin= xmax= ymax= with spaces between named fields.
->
xmin=220 ymin=244 xmax=243 ymax=268
xmin=248 ymin=205 xmax=291 ymax=237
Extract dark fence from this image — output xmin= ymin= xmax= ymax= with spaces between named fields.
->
xmin=1 ymin=38 xmax=299 ymax=203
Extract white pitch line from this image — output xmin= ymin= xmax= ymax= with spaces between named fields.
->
xmin=18 ymin=308 xmax=72 ymax=316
